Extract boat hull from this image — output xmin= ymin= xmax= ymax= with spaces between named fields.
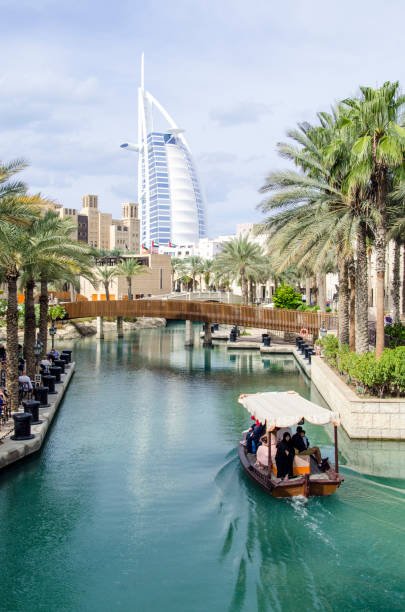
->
xmin=238 ymin=445 xmax=343 ymax=498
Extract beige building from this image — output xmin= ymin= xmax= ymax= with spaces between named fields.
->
xmin=56 ymin=195 xmax=140 ymax=252
xmin=79 ymin=253 xmax=171 ymax=301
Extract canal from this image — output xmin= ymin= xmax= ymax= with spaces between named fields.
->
xmin=0 ymin=324 xmax=404 ymax=611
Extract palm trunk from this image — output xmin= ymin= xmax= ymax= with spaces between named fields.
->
xmin=348 ymin=260 xmax=356 ymax=351
xmin=367 ymin=248 xmax=373 ymax=306
xmin=38 ymin=277 xmax=49 ymax=358
xmin=312 ymin=277 xmax=318 ymax=306
xmin=23 ymin=278 xmax=36 ymax=380
xmin=305 ymin=277 xmax=311 ymax=306
xmin=6 ymin=269 xmax=20 ymax=411
xmin=127 ymin=277 xmax=132 ymax=300
xmin=375 ymin=224 xmax=386 ymax=358
xmin=104 ymin=282 xmax=110 ymax=301
xmin=355 ymin=222 xmax=369 ymax=353
xmin=375 ymin=170 xmax=387 ymax=358
xmin=391 ymin=239 xmax=401 ymax=323
xmin=316 ymin=273 xmax=326 ymax=311
xmin=402 ymin=243 xmax=405 ymax=316
xmin=338 ymin=258 xmax=349 ymax=345
xmin=241 ymin=275 xmax=248 ymax=305
xmin=248 ymin=279 xmax=254 ymax=304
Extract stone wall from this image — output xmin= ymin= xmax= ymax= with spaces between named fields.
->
xmin=311 ymin=356 xmax=405 ymax=440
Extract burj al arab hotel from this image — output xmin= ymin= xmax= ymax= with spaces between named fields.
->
xmin=121 ymin=56 xmax=206 ymax=248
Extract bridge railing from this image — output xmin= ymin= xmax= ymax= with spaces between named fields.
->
xmin=64 ymin=299 xmax=338 ymax=335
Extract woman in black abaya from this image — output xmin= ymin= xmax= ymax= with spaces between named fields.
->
xmin=275 ymin=432 xmax=295 ymax=479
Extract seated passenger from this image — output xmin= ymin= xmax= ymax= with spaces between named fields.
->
xmin=40 ymin=358 xmax=52 ymax=373
xmin=18 ymin=371 xmax=33 ymax=391
xmin=247 ymin=420 xmax=264 ymax=454
xmin=292 ymin=426 xmax=323 ymax=467
xmin=276 ymin=426 xmax=292 ymax=442
xmin=255 ymin=433 xmax=277 ymax=469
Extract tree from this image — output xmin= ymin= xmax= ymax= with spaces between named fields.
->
xmin=343 ymin=82 xmax=405 ymax=356
xmin=184 ymin=256 xmax=204 ymax=291
xmin=20 ymin=212 xmax=93 ymax=375
xmin=214 ymin=236 xmax=264 ymax=304
xmin=94 ymin=265 xmax=118 ymax=301
xmin=272 ymin=284 xmax=302 ymax=309
xmin=258 ymin=108 xmax=374 ymax=351
xmin=116 ymin=258 xmax=146 ymax=300
xmin=0 ymin=161 xmax=54 ymax=409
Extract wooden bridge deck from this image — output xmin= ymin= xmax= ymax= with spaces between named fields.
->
xmin=64 ymin=299 xmax=337 ymax=335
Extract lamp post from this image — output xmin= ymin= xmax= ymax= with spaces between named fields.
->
xmin=34 ymin=338 xmax=43 ymax=373
xmin=49 ymin=324 xmax=57 ymax=350
xmin=320 ymin=320 xmax=327 ymax=339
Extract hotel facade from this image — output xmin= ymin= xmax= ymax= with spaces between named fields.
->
xmin=121 ymin=56 xmax=206 ymax=249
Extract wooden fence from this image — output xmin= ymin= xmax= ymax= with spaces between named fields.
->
xmin=64 ymin=299 xmax=338 ymax=335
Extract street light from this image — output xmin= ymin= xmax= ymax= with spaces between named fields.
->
xmin=49 ymin=324 xmax=57 ymax=350
xmin=34 ymin=338 xmax=43 ymax=373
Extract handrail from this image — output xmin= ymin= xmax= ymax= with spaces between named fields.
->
xmin=63 ymin=299 xmax=337 ymax=334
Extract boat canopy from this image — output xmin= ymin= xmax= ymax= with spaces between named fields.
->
xmin=238 ymin=391 xmax=340 ymax=429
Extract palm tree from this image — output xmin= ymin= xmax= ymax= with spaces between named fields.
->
xmin=343 ymin=82 xmax=405 ymax=356
xmin=94 ymin=265 xmax=118 ymax=301
xmin=21 ymin=212 xmax=94 ymax=376
xmin=0 ymin=162 xmax=55 ymax=409
xmin=202 ymin=259 xmax=214 ymax=291
xmin=0 ymin=159 xmax=36 ymax=233
xmin=185 ymin=256 xmax=204 ymax=292
xmin=116 ymin=258 xmax=146 ymax=300
xmin=214 ymin=236 xmax=264 ymax=304
xmin=259 ymin=110 xmax=373 ymax=350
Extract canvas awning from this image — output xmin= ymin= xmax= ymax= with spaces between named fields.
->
xmin=238 ymin=391 xmax=340 ymax=429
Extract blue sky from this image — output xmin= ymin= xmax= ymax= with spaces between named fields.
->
xmin=1 ymin=0 xmax=404 ymax=236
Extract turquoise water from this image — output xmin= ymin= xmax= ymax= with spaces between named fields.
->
xmin=0 ymin=324 xmax=404 ymax=612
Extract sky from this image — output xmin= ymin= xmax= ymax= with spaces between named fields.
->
xmin=1 ymin=0 xmax=405 ymax=237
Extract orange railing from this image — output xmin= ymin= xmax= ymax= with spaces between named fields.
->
xmin=64 ymin=299 xmax=337 ymax=335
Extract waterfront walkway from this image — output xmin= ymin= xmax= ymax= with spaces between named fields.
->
xmin=0 ymin=363 xmax=75 ymax=470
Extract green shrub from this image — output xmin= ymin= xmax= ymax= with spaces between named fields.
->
xmin=48 ymin=304 xmax=67 ymax=321
xmin=385 ymin=323 xmax=405 ymax=348
xmin=329 ymin=343 xmax=405 ymax=397
xmin=320 ymin=335 xmax=339 ymax=362
xmin=273 ymin=284 xmax=302 ymax=310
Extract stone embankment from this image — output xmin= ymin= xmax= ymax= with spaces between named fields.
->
xmin=0 ymin=362 xmax=75 ymax=470
xmin=311 ymin=356 xmax=405 ymax=440
xmin=0 ymin=317 xmax=166 ymax=343
xmin=57 ymin=317 xmax=166 ymax=340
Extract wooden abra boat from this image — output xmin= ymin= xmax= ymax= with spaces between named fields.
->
xmin=238 ymin=391 xmax=344 ymax=498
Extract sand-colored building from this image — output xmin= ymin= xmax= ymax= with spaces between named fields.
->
xmin=56 ymin=195 xmax=140 ymax=252
xmin=79 ymin=253 xmax=171 ymax=301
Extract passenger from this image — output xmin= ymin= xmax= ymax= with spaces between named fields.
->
xmin=18 ymin=371 xmax=33 ymax=391
xmin=247 ymin=420 xmax=264 ymax=454
xmin=255 ymin=435 xmax=269 ymax=468
xmin=276 ymin=426 xmax=292 ymax=442
xmin=40 ymin=357 xmax=52 ymax=373
xmin=275 ymin=432 xmax=295 ymax=480
xmin=292 ymin=426 xmax=323 ymax=467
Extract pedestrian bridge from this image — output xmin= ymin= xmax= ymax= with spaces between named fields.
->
xmin=64 ymin=299 xmax=337 ymax=336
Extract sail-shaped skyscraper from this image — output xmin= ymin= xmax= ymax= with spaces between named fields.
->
xmin=121 ymin=56 xmax=206 ymax=248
